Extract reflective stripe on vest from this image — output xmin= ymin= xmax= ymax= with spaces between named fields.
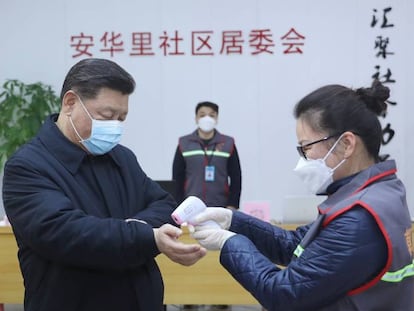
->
xmin=294 ymin=243 xmax=414 ymax=284
xmin=381 ymin=259 xmax=414 ymax=283
xmin=182 ymin=150 xmax=230 ymax=158
xmin=294 ymin=244 xmax=304 ymax=258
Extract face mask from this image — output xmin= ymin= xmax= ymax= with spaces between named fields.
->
xmin=293 ymin=135 xmax=346 ymax=195
xmin=69 ymin=96 xmax=123 ymax=155
xmin=198 ymin=116 xmax=216 ymax=132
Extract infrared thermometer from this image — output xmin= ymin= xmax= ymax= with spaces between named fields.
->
xmin=171 ymin=196 xmax=219 ymax=228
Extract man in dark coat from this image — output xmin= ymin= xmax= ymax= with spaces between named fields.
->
xmin=2 ymin=58 xmax=206 ymax=311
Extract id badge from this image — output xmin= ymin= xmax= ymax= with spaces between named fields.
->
xmin=205 ymin=165 xmax=215 ymax=182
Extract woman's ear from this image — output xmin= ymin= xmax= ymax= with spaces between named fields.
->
xmin=342 ymin=131 xmax=357 ymax=159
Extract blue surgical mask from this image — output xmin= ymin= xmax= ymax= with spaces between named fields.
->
xmin=69 ymin=96 xmax=123 ymax=155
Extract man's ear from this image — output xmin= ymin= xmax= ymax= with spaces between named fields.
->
xmin=61 ymin=91 xmax=77 ymax=115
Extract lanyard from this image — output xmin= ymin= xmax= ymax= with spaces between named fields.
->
xmin=200 ymin=142 xmax=217 ymax=166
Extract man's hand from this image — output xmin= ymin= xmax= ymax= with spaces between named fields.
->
xmin=153 ymin=224 xmax=206 ymax=266
xmin=192 ymin=226 xmax=236 ymax=250
xmin=193 ymin=207 xmax=233 ymax=230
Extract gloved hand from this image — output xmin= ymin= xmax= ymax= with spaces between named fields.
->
xmin=193 ymin=207 xmax=233 ymax=230
xmin=192 ymin=226 xmax=236 ymax=250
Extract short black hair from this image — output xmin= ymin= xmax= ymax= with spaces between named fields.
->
xmin=60 ymin=58 xmax=135 ymax=100
xmin=195 ymin=101 xmax=219 ymax=114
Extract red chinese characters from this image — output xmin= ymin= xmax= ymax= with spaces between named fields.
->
xmin=280 ymin=28 xmax=305 ymax=54
xmin=70 ymin=28 xmax=306 ymax=58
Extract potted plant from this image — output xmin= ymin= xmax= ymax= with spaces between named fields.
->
xmin=0 ymin=79 xmax=61 ymax=172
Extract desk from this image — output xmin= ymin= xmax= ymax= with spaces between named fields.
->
xmin=0 ymin=227 xmax=23 ymax=304
xmin=1 ymin=224 xmax=413 ymax=305
xmin=0 ymin=225 xmax=276 ymax=305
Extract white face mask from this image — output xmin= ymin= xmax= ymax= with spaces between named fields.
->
xmin=293 ymin=135 xmax=346 ymax=195
xmin=198 ymin=115 xmax=216 ymax=132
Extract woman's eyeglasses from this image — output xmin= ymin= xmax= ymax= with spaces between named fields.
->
xmin=296 ymin=135 xmax=337 ymax=159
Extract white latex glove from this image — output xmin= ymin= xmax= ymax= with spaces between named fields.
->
xmin=192 ymin=226 xmax=236 ymax=250
xmin=193 ymin=207 xmax=233 ymax=230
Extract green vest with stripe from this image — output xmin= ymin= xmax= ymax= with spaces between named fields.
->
xmin=179 ymin=130 xmax=234 ymax=206
xmin=294 ymin=160 xmax=413 ymax=310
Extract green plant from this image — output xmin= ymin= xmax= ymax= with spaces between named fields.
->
xmin=0 ymin=79 xmax=61 ymax=172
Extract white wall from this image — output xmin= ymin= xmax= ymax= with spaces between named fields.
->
xmin=1 ymin=0 xmax=413 ymax=221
